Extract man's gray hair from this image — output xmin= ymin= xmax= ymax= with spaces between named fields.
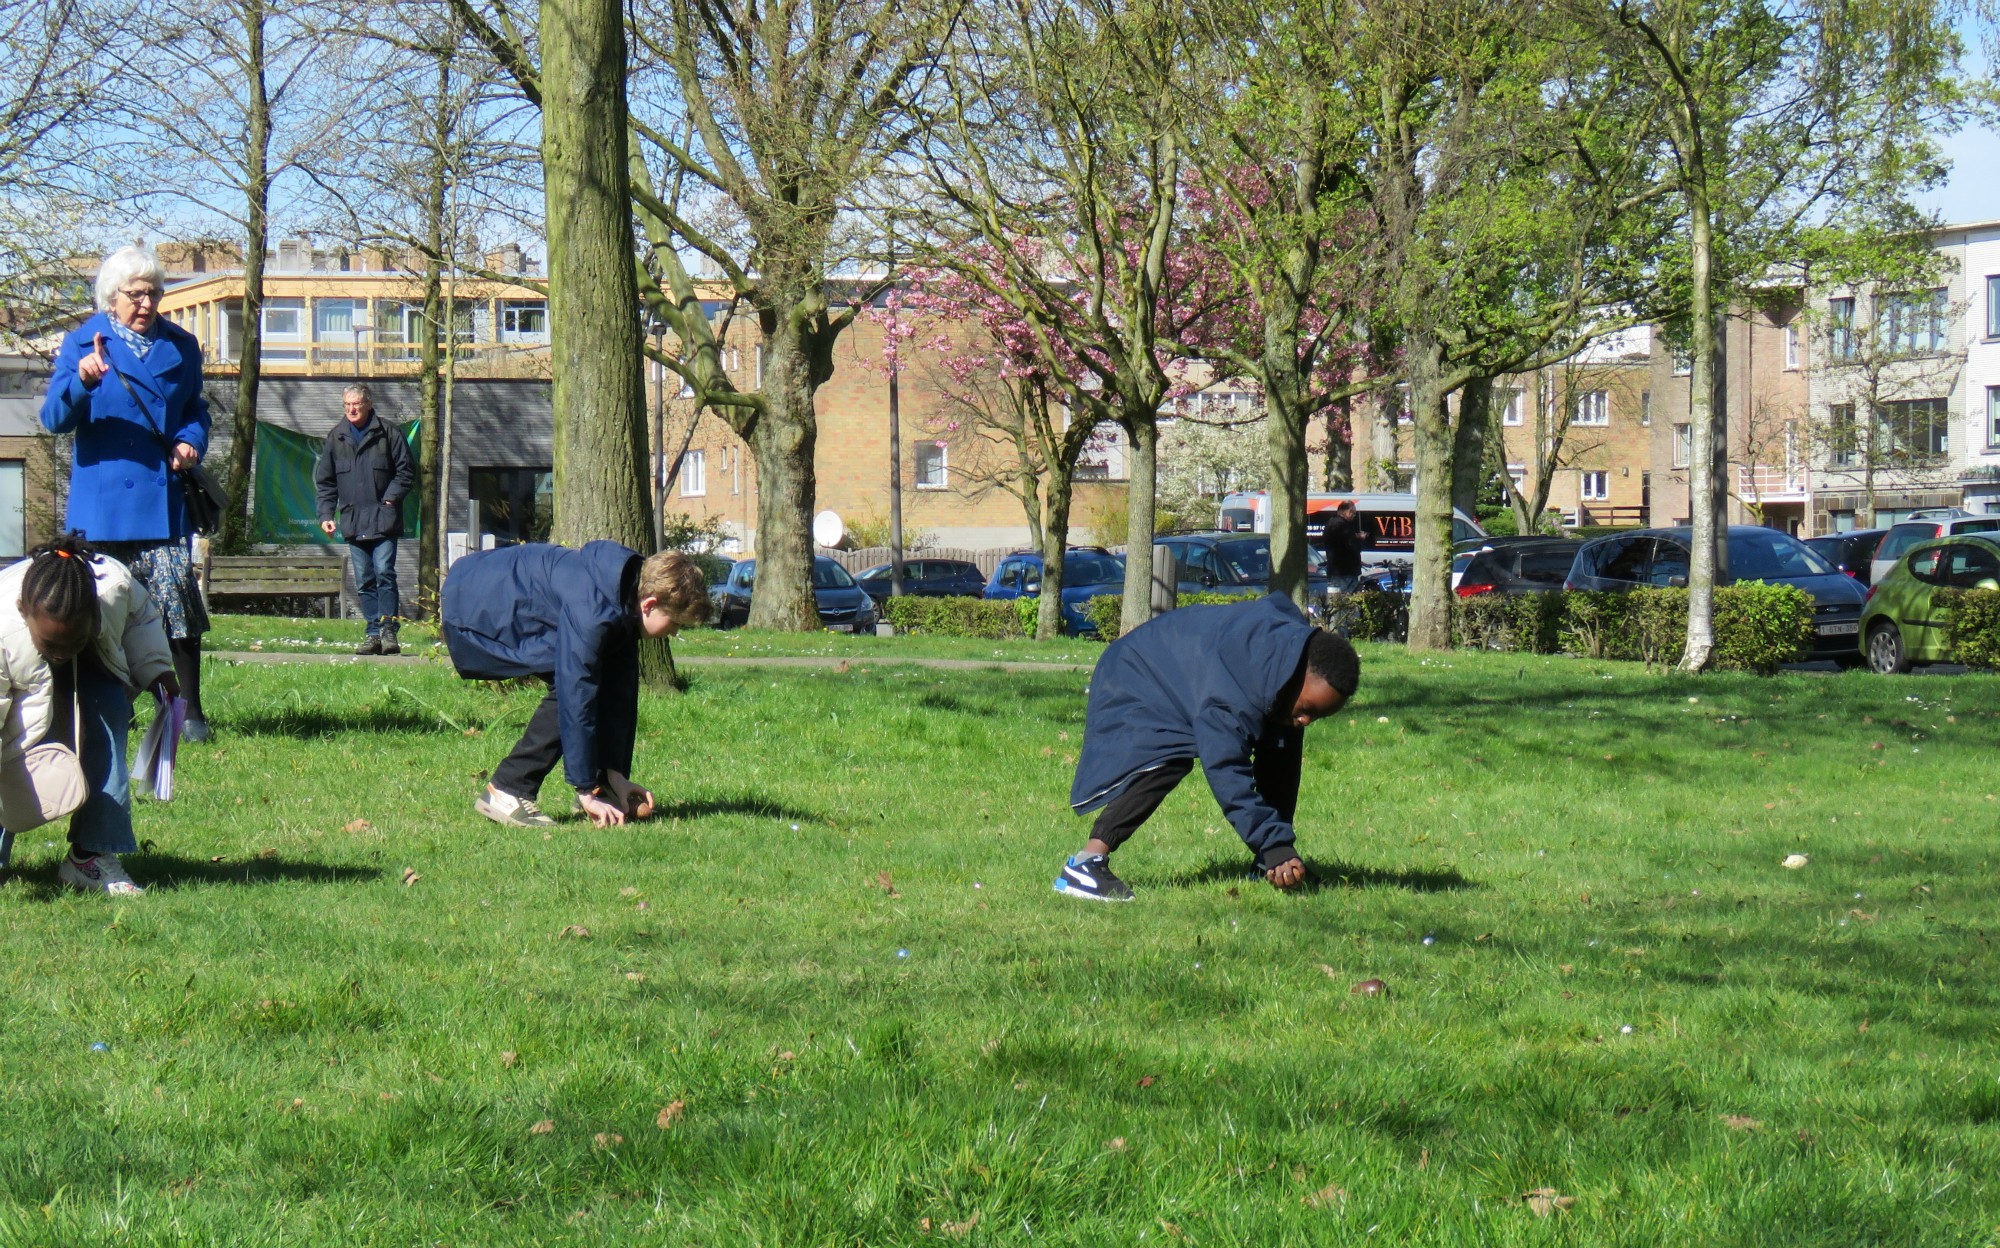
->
xmin=94 ymin=246 xmax=167 ymax=311
xmin=343 ymin=382 xmax=374 ymax=409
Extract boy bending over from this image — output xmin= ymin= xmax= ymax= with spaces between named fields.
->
xmin=1057 ymin=593 xmax=1358 ymax=902
xmin=442 ymin=543 xmax=709 ymax=828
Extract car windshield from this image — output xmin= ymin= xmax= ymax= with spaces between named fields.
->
xmin=1726 ymin=530 xmax=1834 ymax=580
xmin=812 ymin=561 xmax=857 ymax=588
xmin=1066 ymin=554 xmax=1125 ymax=584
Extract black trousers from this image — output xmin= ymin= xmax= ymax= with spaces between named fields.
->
xmin=1090 ymin=759 xmax=1197 ymax=850
xmin=492 ymin=686 xmax=563 ymax=800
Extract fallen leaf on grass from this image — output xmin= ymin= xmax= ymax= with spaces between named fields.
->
xmin=378 ymin=1092 xmax=399 ymax=1101
xmin=256 ymin=848 xmax=277 ymax=860
xmin=1848 ymin=909 xmax=1876 ymax=921
xmin=1158 ymin=1219 xmax=1186 ymax=1241
xmin=342 ymin=819 xmax=372 ymax=833
xmin=1136 ymin=1075 xmax=1157 ymax=1088
xmin=401 ymin=868 xmax=421 ymax=887
xmin=877 ymin=870 xmax=901 ymax=898
xmin=209 ymin=855 xmax=227 ymax=863
xmin=624 ymin=971 xmax=647 ymax=981
xmin=558 ymin=925 xmax=591 ymax=939
xmin=529 ymin=1119 xmax=554 ymax=1135
xmin=1319 ymin=964 xmax=1340 ymax=979
xmin=1416 ymin=1148 xmax=1429 ymax=1170
xmin=1523 ymin=1188 xmax=1576 ymax=1216
xmin=1720 ymin=1115 xmax=1761 ymax=1131
xmin=619 ymin=886 xmax=638 ymax=897
xmin=592 ymin=1132 xmax=623 ymax=1150
xmin=1558 ymin=964 xmax=1574 ymax=975
xmin=941 ymin=1212 xmax=980 ymax=1237
xmin=500 ymin=1051 xmax=518 ymax=1068
xmin=1305 ymin=1184 xmax=1347 ymax=1208
xmin=656 ymin=1100 xmax=685 ymax=1129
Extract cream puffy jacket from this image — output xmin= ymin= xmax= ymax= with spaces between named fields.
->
xmin=0 ymin=554 xmax=174 ymax=762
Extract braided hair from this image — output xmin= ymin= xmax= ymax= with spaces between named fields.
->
xmin=20 ymin=534 xmax=101 ymax=637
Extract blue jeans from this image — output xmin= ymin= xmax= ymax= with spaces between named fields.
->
xmin=0 ymin=656 xmax=137 ymax=868
xmin=349 ymin=538 xmax=400 ymax=635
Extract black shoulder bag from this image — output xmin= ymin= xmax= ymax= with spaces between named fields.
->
xmin=106 ymin=360 xmax=228 ymax=536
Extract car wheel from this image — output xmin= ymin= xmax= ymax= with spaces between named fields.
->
xmin=1865 ymin=621 xmax=1909 ymax=675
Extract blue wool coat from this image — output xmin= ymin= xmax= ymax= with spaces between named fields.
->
xmin=441 ymin=541 xmax=641 ymax=791
xmin=1070 ymin=592 xmax=1316 ymax=860
xmin=40 ymin=312 xmax=212 ymax=543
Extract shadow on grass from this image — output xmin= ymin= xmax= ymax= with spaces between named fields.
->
xmin=3 ymin=854 xmax=382 ymax=899
xmin=1156 ymin=858 xmax=1477 ymax=893
xmin=225 ymin=707 xmax=461 ymax=738
xmin=653 ymin=795 xmax=830 ymax=823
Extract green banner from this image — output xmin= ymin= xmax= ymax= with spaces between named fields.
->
xmin=253 ymin=421 xmax=421 ymax=546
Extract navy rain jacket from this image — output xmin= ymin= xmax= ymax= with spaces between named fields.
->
xmin=441 ymin=540 xmax=640 ymax=790
xmin=1070 ymin=592 xmax=1316 ymax=862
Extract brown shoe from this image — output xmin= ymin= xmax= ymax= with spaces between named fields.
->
xmin=355 ymin=635 xmax=383 ymax=656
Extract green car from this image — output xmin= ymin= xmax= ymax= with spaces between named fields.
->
xmin=1859 ymin=534 xmax=2000 ymax=673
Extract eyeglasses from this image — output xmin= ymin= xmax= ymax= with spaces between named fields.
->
xmin=117 ymin=288 xmax=162 ymax=304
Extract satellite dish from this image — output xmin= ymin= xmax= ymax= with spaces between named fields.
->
xmin=812 ymin=510 xmax=845 ymax=549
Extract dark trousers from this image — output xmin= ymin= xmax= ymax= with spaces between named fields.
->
xmin=349 ymin=538 xmax=400 ymax=635
xmin=1090 ymin=759 xmax=1197 ymax=851
xmin=492 ymin=685 xmax=563 ymax=801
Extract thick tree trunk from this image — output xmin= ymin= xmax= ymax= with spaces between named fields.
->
xmin=1038 ymin=470 xmax=1073 ymax=640
xmin=220 ymin=0 xmax=269 ymax=555
xmin=1120 ymin=412 xmax=1158 ymax=634
xmin=1407 ymin=333 xmax=1454 ymax=652
xmin=744 ymin=313 xmax=820 ymax=630
xmin=1263 ymin=297 xmax=1311 ymax=605
xmin=1322 ymin=397 xmax=1354 ymax=491
xmin=1451 ymin=375 xmax=1492 ymax=519
xmin=542 ymin=0 xmax=671 ymax=683
xmin=1679 ymin=185 xmax=1717 ymax=673
xmin=1368 ymin=393 xmax=1399 ymax=490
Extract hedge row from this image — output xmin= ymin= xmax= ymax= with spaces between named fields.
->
xmin=1084 ymin=592 xmax=1259 ymax=640
xmin=1940 ymin=588 xmax=2000 ymax=669
xmin=1336 ymin=583 xmax=1818 ymax=674
xmin=880 ymin=595 xmax=1026 ymax=639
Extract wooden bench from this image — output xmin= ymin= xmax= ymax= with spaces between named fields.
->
xmin=202 ymin=554 xmax=347 ymax=617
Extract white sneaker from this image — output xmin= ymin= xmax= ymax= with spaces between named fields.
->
xmin=58 ymin=853 xmax=144 ymax=896
xmin=474 ymin=786 xmax=556 ymax=829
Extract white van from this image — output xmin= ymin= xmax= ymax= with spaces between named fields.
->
xmin=1217 ymin=491 xmax=1487 ymax=567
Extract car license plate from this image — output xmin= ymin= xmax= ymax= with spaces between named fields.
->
xmin=1817 ymin=621 xmax=1858 ymax=636
xmin=826 ymin=623 xmax=855 ymax=633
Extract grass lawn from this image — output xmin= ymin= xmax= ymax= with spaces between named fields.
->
xmin=3 ymin=641 xmax=1998 ymax=1244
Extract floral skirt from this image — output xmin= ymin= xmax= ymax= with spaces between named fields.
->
xmin=96 ymin=539 xmax=209 ymax=640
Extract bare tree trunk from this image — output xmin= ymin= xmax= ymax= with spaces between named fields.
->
xmin=1263 ymin=298 xmax=1311 ymax=605
xmin=1323 ymin=397 xmax=1354 ymax=491
xmin=1120 ymin=412 xmax=1158 ymax=634
xmin=542 ymin=0 xmax=668 ymax=682
xmin=1407 ymin=333 xmax=1454 ymax=651
xmin=1679 ymin=182 xmax=1717 ymax=673
xmin=1039 ymin=471 xmax=1073 ymax=640
xmin=220 ymin=0 xmax=270 ymax=554
xmin=1451 ymin=375 xmax=1492 ymax=519
xmin=744 ymin=307 xmax=820 ymax=630
xmin=1368 ymin=393 xmax=1399 ymax=490
xmin=414 ymin=52 xmax=450 ymax=619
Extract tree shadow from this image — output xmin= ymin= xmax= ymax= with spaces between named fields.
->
xmin=225 ymin=707 xmax=460 ymax=738
xmin=1155 ymin=858 xmax=1477 ymax=893
xmin=2 ymin=853 xmax=383 ymax=899
xmin=651 ymin=795 xmax=830 ymax=823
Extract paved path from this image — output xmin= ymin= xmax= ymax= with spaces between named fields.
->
xmin=209 ymin=651 xmax=1092 ymax=673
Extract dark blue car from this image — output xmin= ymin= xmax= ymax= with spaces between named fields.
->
xmin=1156 ymin=532 xmax=1331 ymax=598
xmin=712 ymin=556 xmax=880 ymax=632
xmin=985 ymin=548 xmax=1126 ymax=635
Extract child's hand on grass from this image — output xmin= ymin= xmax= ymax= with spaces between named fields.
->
xmin=604 ymin=772 xmax=655 ymax=819
xmin=578 ymin=791 xmax=627 ymax=828
xmin=1265 ymin=857 xmax=1307 ymax=890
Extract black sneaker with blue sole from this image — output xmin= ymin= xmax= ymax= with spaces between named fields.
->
xmin=1053 ymin=853 xmax=1134 ymax=902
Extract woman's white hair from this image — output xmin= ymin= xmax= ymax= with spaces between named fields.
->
xmin=95 ymin=246 xmax=166 ymax=311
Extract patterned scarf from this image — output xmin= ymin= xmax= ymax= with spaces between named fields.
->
xmin=106 ymin=315 xmax=156 ymax=360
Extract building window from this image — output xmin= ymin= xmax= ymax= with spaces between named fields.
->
xmin=915 ymin=441 xmax=948 ymax=489
xmin=468 ymin=467 xmax=553 ymax=548
xmin=1506 ymin=463 xmax=1526 ymax=491
xmin=1395 ymin=383 xmax=1412 ymax=424
xmin=1827 ymin=403 xmax=1856 ymax=468
xmin=677 ymin=449 xmax=706 ymax=497
xmin=1672 ymin=423 xmax=1691 ymax=469
xmin=500 ymin=299 xmax=548 ymax=338
xmin=1830 ymin=509 xmax=1856 ymax=533
xmin=261 ymin=298 xmax=304 ymax=339
xmin=1572 ymin=390 xmax=1609 ymax=426
xmin=1828 ymin=297 xmax=1855 ymax=361
xmin=1499 ymin=387 xmax=1524 ymax=426
xmin=313 ymin=298 xmax=359 ymax=339
xmin=1580 ymin=470 xmax=1609 ymax=501
xmin=1988 ymin=275 xmax=2000 ymax=340
xmin=1989 ymin=386 xmax=2000 ymax=448
xmin=0 ymin=460 xmax=23 ymax=558
xmin=1878 ymin=288 xmax=1949 ymax=356
xmin=1879 ymin=397 xmax=1948 ymax=459
xmin=1639 ymin=391 xmax=1651 ymax=426
xmin=1783 ymin=322 xmax=1800 ymax=370
xmin=1672 ymin=350 xmax=1691 ymax=376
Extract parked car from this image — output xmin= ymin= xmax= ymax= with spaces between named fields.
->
xmin=854 ymin=558 xmax=988 ymax=603
xmin=1566 ymin=525 xmax=1866 ymax=663
xmin=1450 ymin=535 xmax=1570 ymax=590
xmin=1859 ymin=534 xmax=2000 ymax=673
xmin=1155 ymin=532 xmax=1331 ymax=598
xmin=1870 ymin=513 xmax=2000 ymax=584
xmin=711 ymin=556 xmax=880 ymax=632
xmin=985 ymin=548 xmax=1126 ymax=635
xmin=1803 ymin=529 xmax=1887 ymax=586
xmin=1216 ymin=490 xmax=1487 ymax=571
xmin=1453 ymin=538 xmax=1580 ymax=598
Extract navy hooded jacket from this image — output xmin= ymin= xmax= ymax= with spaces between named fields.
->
xmin=441 ymin=541 xmax=641 ymax=790
xmin=1070 ymin=593 xmax=1316 ymax=861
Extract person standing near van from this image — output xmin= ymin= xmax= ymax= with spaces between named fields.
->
xmin=1316 ymin=500 xmax=1373 ymax=593
xmin=315 ymin=384 xmax=416 ymax=655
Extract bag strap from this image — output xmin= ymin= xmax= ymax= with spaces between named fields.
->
xmin=103 ymin=356 xmax=180 ymax=461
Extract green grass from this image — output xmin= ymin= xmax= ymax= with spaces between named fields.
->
xmin=3 ymin=644 xmax=1999 ymax=1244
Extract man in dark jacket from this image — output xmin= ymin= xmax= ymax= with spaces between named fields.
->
xmin=315 ymin=384 xmax=416 ymax=654
xmin=441 ymin=541 xmax=711 ymax=829
xmin=1057 ymin=593 xmax=1359 ymax=902
xmin=1315 ymin=499 xmax=1372 ymax=593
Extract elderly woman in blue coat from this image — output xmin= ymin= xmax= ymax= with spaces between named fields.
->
xmin=40 ymin=245 xmax=214 ymax=742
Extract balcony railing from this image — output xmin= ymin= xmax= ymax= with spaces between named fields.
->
xmin=1737 ymin=463 xmax=1806 ymax=500
xmin=207 ymin=341 xmax=551 ymax=379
